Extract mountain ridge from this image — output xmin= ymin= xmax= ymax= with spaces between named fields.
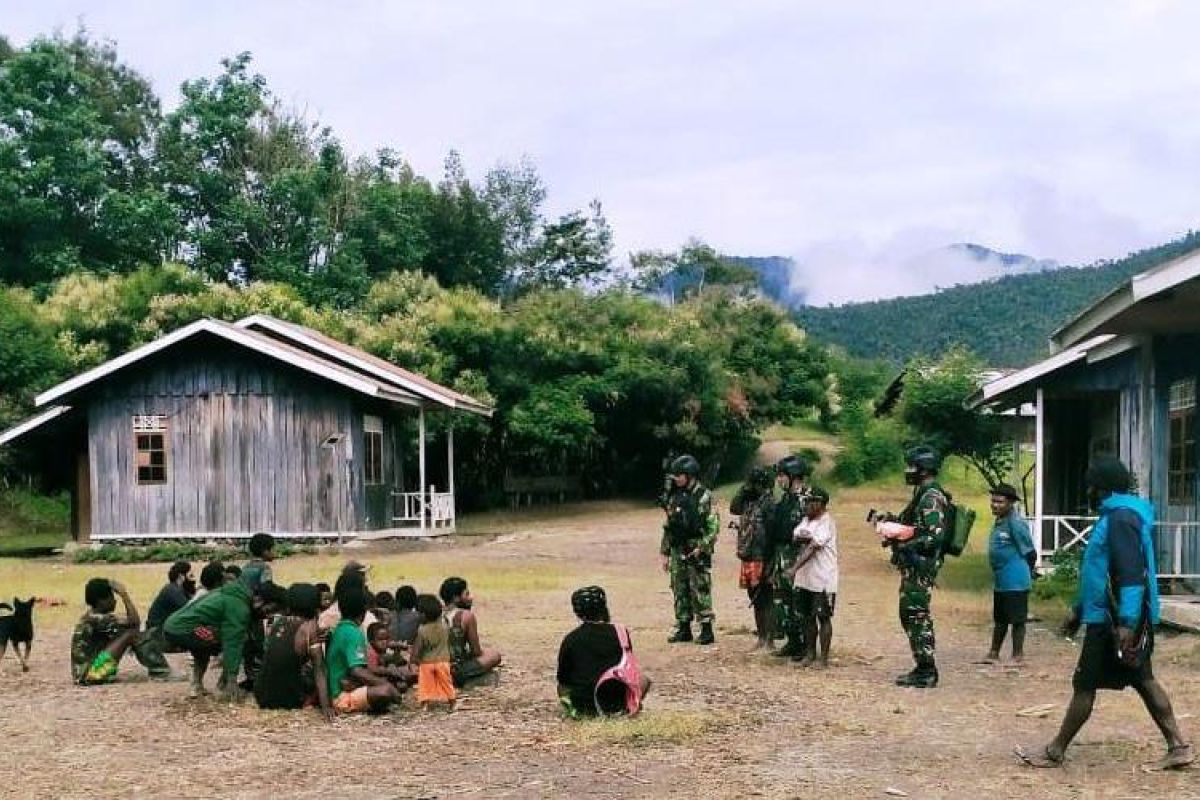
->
xmin=792 ymin=232 xmax=1200 ymax=367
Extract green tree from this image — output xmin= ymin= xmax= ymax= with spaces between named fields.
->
xmin=901 ymin=347 xmax=1011 ymax=486
xmin=522 ymin=200 xmax=613 ymax=290
xmin=418 ymin=152 xmax=506 ymax=294
xmin=0 ymin=31 xmax=177 ymax=286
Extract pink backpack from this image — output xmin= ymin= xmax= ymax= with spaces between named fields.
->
xmin=593 ymin=624 xmax=644 ymax=716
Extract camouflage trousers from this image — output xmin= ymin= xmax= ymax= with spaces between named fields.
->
xmin=772 ymin=571 xmax=804 ymax=644
xmin=669 ymin=550 xmax=714 ymax=624
xmin=133 ymin=627 xmax=173 ymax=677
xmin=770 ymin=549 xmax=803 ymax=645
xmin=898 ymin=578 xmax=936 ymax=670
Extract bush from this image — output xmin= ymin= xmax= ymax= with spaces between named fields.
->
xmin=832 ymin=405 xmax=904 ymax=485
xmin=73 ymin=541 xmax=315 ymax=564
xmin=1032 ymin=547 xmax=1082 ymax=606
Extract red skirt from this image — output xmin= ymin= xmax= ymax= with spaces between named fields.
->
xmin=739 ymin=560 xmax=766 ymax=589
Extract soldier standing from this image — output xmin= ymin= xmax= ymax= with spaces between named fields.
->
xmin=659 ymin=454 xmax=720 ymax=645
xmin=730 ymin=467 xmax=776 ymax=650
xmin=768 ymin=455 xmax=811 ymax=660
xmin=890 ymin=446 xmax=948 ymax=688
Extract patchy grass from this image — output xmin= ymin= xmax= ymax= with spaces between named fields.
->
xmin=567 ymin=710 xmax=724 ymax=747
xmin=0 ymin=530 xmax=67 ymax=556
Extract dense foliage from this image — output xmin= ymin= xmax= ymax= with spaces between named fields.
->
xmin=796 ymin=232 xmax=1200 ymax=367
xmin=0 ymin=31 xmax=838 ymax=508
xmin=0 ymin=34 xmax=613 ymax=304
xmin=833 ymin=349 xmax=1010 ymax=487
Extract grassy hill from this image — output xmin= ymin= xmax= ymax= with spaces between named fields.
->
xmin=795 ymin=231 xmax=1200 ymax=367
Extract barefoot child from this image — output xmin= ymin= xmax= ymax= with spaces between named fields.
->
xmin=412 ymin=594 xmax=456 ymax=710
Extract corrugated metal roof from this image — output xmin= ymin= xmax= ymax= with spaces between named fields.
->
xmin=235 ymin=315 xmax=492 ymax=416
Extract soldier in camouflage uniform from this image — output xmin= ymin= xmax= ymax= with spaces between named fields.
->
xmin=730 ymin=467 xmax=776 ymax=649
xmin=659 ymin=454 xmax=720 ymax=645
xmin=888 ymin=446 xmax=949 ymax=688
xmin=768 ymin=455 xmax=812 ymax=660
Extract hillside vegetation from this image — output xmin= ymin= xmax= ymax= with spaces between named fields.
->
xmin=795 ymin=231 xmax=1200 ymax=367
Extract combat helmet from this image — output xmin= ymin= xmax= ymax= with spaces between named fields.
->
xmin=904 ymin=445 xmax=941 ymax=474
xmin=669 ymin=454 xmax=701 ymax=477
xmin=775 ymin=455 xmax=812 ymax=479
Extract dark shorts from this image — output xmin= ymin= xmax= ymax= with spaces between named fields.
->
xmin=452 ymin=657 xmax=488 ymax=688
xmin=795 ymin=588 xmax=836 ymax=619
xmin=992 ymin=590 xmax=1029 ymax=626
xmin=1072 ymin=624 xmax=1154 ymax=692
xmin=165 ymin=625 xmax=222 ymax=657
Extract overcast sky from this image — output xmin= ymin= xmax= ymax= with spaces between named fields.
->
xmin=6 ymin=1 xmax=1200 ymax=303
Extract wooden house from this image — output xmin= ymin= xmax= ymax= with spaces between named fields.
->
xmin=0 ymin=315 xmax=491 ymax=542
xmin=971 ymin=251 xmax=1200 ymax=584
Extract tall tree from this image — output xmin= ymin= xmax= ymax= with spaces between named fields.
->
xmin=0 ymin=31 xmax=176 ymax=286
xmin=418 ymin=152 xmax=506 ymax=295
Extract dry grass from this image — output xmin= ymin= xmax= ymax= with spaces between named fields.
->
xmin=568 ymin=710 xmax=726 ymax=747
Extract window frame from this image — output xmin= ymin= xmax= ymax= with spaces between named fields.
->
xmin=133 ymin=415 xmax=169 ymax=486
xmin=1168 ymin=379 xmax=1196 ymax=506
xmin=363 ymin=415 xmax=384 ymax=486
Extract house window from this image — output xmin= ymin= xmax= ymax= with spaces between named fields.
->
xmin=1168 ymin=379 xmax=1196 ymax=505
xmin=134 ymin=415 xmax=168 ymax=485
xmin=364 ymin=415 xmax=383 ymax=486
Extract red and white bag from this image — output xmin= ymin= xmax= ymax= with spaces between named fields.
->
xmin=593 ymin=624 xmax=645 ymax=716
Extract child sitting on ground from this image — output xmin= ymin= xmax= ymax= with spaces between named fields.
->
xmin=373 ymin=591 xmax=395 ymax=629
xmin=412 ymin=594 xmax=456 ymax=711
xmin=325 ymin=580 xmax=401 ymax=714
xmin=366 ymin=621 xmax=409 ymax=685
xmin=70 ymin=578 xmax=166 ymax=684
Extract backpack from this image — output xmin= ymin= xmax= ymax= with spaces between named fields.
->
xmin=941 ymin=494 xmax=976 ymax=558
xmin=593 ymin=624 xmax=645 ymax=716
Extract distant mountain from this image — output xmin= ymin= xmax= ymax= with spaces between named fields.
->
xmin=729 ymin=245 xmax=1056 ymax=312
xmin=794 ymin=232 xmax=1200 ymax=367
xmin=944 ymin=243 xmax=1060 ymax=273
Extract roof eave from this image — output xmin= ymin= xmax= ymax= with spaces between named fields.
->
xmin=0 ymin=405 xmax=73 ymax=448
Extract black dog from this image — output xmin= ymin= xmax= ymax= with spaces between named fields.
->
xmin=0 ymin=597 xmax=34 ymax=672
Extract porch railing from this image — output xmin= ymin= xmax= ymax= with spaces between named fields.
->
xmin=391 ymin=488 xmax=455 ymax=530
xmin=1039 ymin=514 xmax=1200 ymax=579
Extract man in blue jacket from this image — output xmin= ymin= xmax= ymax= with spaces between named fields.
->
xmin=1017 ymin=457 xmax=1192 ymax=770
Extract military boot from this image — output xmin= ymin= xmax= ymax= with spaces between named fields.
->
xmin=668 ymin=623 xmax=693 ymax=643
xmin=697 ymin=622 xmax=715 ymax=645
xmin=895 ymin=666 xmax=938 ymax=688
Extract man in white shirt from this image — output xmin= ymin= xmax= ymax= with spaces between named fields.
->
xmin=788 ymin=487 xmax=838 ymax=668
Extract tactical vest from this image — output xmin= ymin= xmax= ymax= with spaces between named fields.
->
xmin=665 ymin=486 xmax=704 ymax=547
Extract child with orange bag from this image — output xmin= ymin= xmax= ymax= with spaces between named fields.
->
xmin=412 ymin=594 xmax=456 ymax=711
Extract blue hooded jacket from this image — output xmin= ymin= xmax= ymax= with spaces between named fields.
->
xmin=1075 ymin=493 xmax=1159 ymax=627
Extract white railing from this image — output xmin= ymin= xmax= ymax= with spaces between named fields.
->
xmin=1039 ymin=514 xmax=1200 ymax=579
xmin=391 ymin=488 xmax=455 ymax=530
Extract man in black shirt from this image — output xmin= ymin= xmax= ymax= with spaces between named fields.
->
xmin=557 ymin=586 xmax=650 ymax=716
xmin=140 ymin=561 xmax=195 ymax=676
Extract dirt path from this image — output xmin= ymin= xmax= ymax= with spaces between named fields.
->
xmin=2 ymin=488 xmax=1199 ymax=799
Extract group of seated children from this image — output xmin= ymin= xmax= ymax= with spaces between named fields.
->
xmin=69 ymin=533 xmax=504 ymax=720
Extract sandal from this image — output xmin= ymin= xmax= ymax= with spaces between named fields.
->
xmin=1142 ymin=744 xmax=1195 ymax=772
xmin=1014 ymin=745 xmax=1063 ymax=768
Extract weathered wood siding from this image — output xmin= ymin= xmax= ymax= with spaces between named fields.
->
xmin=1150 ymin=335 xmax=1200 ymax=578
xmin=86 ymin=339 xmax=370 ymax=536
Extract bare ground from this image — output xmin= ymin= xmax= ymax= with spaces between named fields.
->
xmin=3 ymin=485 xmax=1200 ymax=799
